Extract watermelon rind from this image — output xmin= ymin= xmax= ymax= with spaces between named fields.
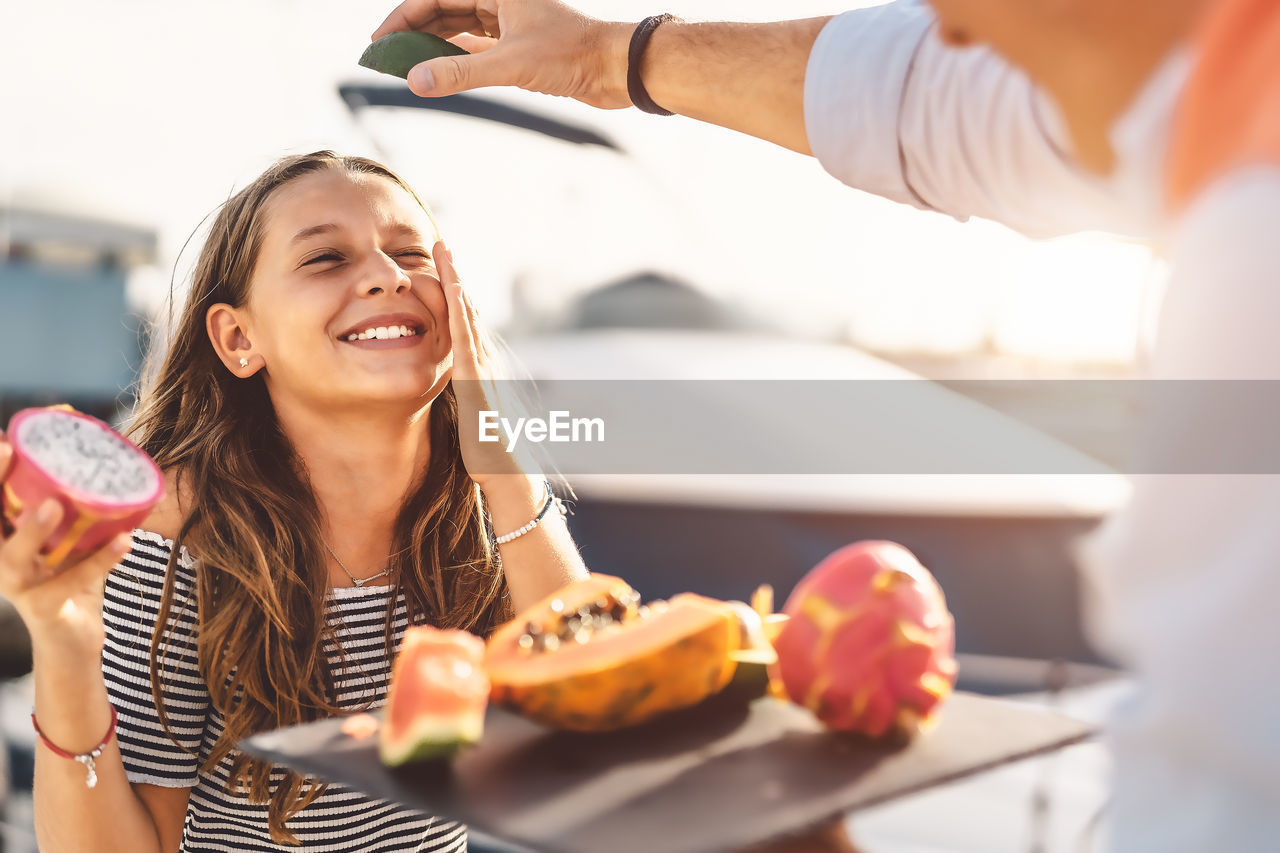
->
xmin=379 ymin=712 xmax=483 ymax=767
xmin=717 ymin=648 xmax=777 ymax=704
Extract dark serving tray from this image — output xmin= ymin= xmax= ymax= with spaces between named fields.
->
xmin=243 ymin=692 xmax=1093 ymax=853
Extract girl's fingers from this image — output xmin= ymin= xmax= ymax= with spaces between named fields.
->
xmin=0 ymin=499 xmax=62 ymax=587
xmin=6 ymin=499 xmax=62 ymax=557
xmin=434 ymin=240 xmax=478 ymax=361
xmin=460 ymin=288 xmax=485 ymax=358
xmin=0 ymin=435 xmax=11 ymax=523
xmin=63 ymin=532 xmax=134 ymax=589
xmin=0 ymin=447 xmax=10 ymax=539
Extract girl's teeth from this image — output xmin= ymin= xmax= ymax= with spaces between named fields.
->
xmin=346 ymin=325 xmax=418 ymax=341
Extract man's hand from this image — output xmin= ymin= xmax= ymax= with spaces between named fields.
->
xmin=372 ymin=0 xmax=634 ymax=109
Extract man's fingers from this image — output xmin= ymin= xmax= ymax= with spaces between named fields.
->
xmin=408 ymin=51 xmax=508 ymax=97
xmin=372 ymin=2 xmax=441 ymax=41
xmin=436 ymin=11 xmax=494 ymax=35
xmin=372 ymin=2 xmax=489 ymax=40
xmin=451 ymin=33 xmax=498 ymax=54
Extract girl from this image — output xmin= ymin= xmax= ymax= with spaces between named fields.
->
xmin=0 ymin=151 xmax=588 ymax=852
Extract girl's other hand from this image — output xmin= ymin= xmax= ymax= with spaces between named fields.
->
xmin=0 ymin=435 xmax=133 ymax=657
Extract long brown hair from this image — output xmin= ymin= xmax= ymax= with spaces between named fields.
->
xmin=128 ymin=151 xmax=511 ymax=844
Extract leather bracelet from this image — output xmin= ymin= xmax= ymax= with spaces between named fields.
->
xmin=628 ymin=13 xmax=679 ymax=115
xmin=32 ymin=703 xmax=118 ymax=789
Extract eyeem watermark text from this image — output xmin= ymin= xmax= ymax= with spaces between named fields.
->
xmin=479 ymin=411 xmax=605 ymax=452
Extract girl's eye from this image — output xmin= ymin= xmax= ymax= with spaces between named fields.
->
xmin=396 ymin=251 xmax=435 ymax=268
xmin=301 ymin=250 xmax=431 ymax=267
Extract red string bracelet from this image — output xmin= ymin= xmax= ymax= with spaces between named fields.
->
xmin=31 ymin=704 xmax=118 ymax=789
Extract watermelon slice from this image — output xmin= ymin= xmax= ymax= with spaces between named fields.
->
xmin=380 ymin=626 xmax=490 ymax=766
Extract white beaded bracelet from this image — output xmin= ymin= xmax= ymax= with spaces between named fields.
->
xmin=494 ymin=483 xmax=563 ymax=545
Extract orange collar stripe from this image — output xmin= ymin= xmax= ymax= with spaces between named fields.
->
xmin=1166 ymin=0 xmax=1280 ymax=210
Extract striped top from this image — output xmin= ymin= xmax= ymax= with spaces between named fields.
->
xmin=102 ymin=530 xmax=467 ymax=852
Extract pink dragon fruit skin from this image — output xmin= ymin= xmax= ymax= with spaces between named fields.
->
xmin=2 ymin=407 xmax=164 ymax=565
xmin=772 ymin=541 xmax=957 ymax=738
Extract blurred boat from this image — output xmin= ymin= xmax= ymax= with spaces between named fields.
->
xmin=341 ymin=85 xmax=1129 ymax=667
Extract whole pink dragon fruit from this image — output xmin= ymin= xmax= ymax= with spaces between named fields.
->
xmin=2 ymin=406 xmax=163 ymax=565
xmin=772 ymin=541 xmax=957 ymax=738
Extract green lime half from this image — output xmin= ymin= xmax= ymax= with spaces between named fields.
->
xmin=359 ymin=31 xmax=470 ymax=80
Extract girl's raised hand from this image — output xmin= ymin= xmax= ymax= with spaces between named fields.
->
xmin=435 ymin=240 xmax=530 ymax=487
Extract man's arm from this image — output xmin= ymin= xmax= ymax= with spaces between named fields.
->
xmin=373 ymin=0 xmax=1150 ymax=238
xmin=372 ymin=0 xmax=827 ymax=153
xmin=638 ymin=18 xmax=830 ymax=154
xmin=804 ymin=4 xmax=1159 ymax=239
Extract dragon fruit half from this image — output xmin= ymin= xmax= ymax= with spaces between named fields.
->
xmin=772 ymin=540 xmax=957 ymax=738
xmin=2 ymin=407 xmax=163 ymax=564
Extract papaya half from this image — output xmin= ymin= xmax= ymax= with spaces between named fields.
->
xmin=486 ymin=575 xmax=744 ymax=732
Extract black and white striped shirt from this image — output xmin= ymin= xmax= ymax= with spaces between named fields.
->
xmin=102 ymin=530 xmax=466 ymax=852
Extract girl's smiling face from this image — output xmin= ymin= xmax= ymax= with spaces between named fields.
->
xmin=208 ymin=168 xmax=454 ymax=413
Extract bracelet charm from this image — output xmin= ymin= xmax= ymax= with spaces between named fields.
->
xmin=31 ymin=703 xmax=118 ymax=790
xmin=76 ymin=750 xmax=103 ymax=789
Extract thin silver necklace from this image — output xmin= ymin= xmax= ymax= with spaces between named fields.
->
xmin=323 ymin=540 xmax=391 ymax=588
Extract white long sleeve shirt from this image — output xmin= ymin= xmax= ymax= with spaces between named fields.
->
xmin=803 ymin=3 xmax=1280 ymax=851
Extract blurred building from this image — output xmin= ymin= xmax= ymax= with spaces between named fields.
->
xmin=0 ymin=207 xmax=155 ymax=686
xmin=0 ymin=207 xmax=156 ymax=425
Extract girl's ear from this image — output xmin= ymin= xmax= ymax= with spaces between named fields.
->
xmin=207 ymin=303 xmax=260 ymax=376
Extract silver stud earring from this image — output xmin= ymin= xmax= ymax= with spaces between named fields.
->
xmin=239 ymin=357 xmax=250 ymax=369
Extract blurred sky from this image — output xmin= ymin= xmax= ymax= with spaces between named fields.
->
xmin=1 ymin=0 xmax=1158 ymax=365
